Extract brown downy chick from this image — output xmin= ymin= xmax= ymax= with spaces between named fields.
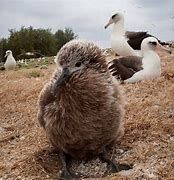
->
xmin=37 ymin=40 xmax=131 ymax=179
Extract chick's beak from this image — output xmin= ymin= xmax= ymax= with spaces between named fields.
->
xmin=4 ymin=54 xmax=7 ymax=58
xmin=105 ymin=18 xmax=113 ymax=29
xmin=156 ymin=43 xmax=172 ymax=54
xmin=53 ymin=67 xmax=71 ymax=96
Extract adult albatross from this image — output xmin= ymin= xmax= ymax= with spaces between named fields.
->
xmin=105 ymin=13 xmax=166 ymax=57
xmin=4 ymin=50 xmax=16 ymax=70
xmin=108 ymin=37 xmax=171 ymax=83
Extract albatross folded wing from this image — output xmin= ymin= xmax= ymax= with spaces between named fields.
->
xmin=108 ymin=56 xmax=143 ymax=80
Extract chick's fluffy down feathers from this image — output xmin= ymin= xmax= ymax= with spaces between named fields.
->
xmin=38 ymin=68 xmax=124 ymax=159
xmin=37 ymin=40 xmax=125 ymax=159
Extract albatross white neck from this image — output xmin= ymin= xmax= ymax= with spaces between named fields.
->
xmin=112 ymin=20 xmax=125 ymax=36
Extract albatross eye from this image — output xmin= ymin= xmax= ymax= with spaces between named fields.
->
xmin=150 ymin=41 xmax=157 ymax=46
xmin=75 ymin=62 xmax=81 ymax=67
xmin=112 ymin=14 xmax=117 ymax=19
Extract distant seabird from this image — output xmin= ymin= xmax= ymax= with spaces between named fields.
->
xmin=108 ymin=37 xmax=171 ymax=83
xmin=105 ymin=13 xmax=166 ymax=57
xmin=4 ymin=50 xmax=16 ymax=70
xmin=37 ymin=40 xmax=131 ymax=179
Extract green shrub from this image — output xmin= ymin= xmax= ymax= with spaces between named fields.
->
xmin=26 ymin=70 xmax=43 ymax=78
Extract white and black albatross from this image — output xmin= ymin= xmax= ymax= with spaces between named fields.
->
xmin=108 ymin=37 xmax=172 ymax=83
xmin=105 ymin=13 xmax=167 ymax=57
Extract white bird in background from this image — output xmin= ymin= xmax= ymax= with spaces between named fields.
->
xmin=108 ymin=37 xmax=172 ymax=83
xmin=105 ymin=12 xmax=166 ymax=57
xmin=54 ymin=56 xmax=57 ymax=64
xmin=24 ymin=59 xmax=28 ymax=66
xmin=4 ymin=50 xmax=16 ymax=70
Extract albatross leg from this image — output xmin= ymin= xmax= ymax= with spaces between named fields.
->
xmin=99 ymin=148 xmax=132 ymax=173
xmin=58 ymin=151 xmax=78 ymax=180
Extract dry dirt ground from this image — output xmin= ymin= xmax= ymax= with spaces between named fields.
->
xmin=0 ymin=50 xmax=174 ymax=180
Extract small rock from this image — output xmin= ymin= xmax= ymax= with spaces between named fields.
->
xmin=116 ymin=149 xmax=124 ymax=154
xmin=40 ymin=65 xmax=48 ymax=69
xmin=0 ymin=127 xmax=5 ymax=133
xmin=118 ymin=169 xmax=133 ymax=176
xmin=20 ymin=136 xmax=25 ymax=140
xmin=170 ymin=136 xmax=174 ymax=141
xmin=46 ymin=175 xmax=50 ymax=178
xmin=94 ymin=166 xmax=100 ymax=171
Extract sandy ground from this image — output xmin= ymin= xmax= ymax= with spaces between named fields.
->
xmin=0 ymin=50 xmax=174 ymax=180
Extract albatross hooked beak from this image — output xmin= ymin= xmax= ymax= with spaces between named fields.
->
xmin=157 ymin=43 xmax=172 ymax=54
xmin=53 ymin=67 xmax=71 ymax=96
xmin=4 ymin=53 xmax=7 ymax=58
xmin=105 ymin=18 xmax=113 ymax=29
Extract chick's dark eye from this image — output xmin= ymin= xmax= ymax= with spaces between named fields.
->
xmin=150 ymin=41 xmax=157 ymax=46
xmin=75 ymin=62 xmax=81 ymax=67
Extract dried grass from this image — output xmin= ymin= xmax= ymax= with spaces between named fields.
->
xmin=0 ymin=50 xmax=173 ymax=180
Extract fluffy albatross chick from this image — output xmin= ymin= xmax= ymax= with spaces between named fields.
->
xmin=108 ymin=37 xmax=172 ymax=83
xmin=37 ymin=40 xmax=131 ymax=179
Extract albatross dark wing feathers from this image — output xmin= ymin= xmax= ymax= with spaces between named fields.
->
xmin=108 ymin=56 xmax=143 ymax=80
xmin=126 ymin=31 xmax=152 ymax=50
xmin=126 ymin=31 xmax=167 ymax=50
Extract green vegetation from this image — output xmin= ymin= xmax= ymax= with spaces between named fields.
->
xmin=26 ymin=70 xmax=43 ymax=78
xmin=17 ymin=57 xmax=54 ymax=70
xmin=0 ymin=26 xmax=78 ymax=62
xmin=55 ymin=28 xmax=78 ymax=50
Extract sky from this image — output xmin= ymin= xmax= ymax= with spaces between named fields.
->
xmin=0 ymin=0 xmax=174 ymax=48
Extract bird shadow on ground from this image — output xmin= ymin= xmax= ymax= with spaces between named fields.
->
xmin=34 ymin=145 xmax=132 ymax=179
